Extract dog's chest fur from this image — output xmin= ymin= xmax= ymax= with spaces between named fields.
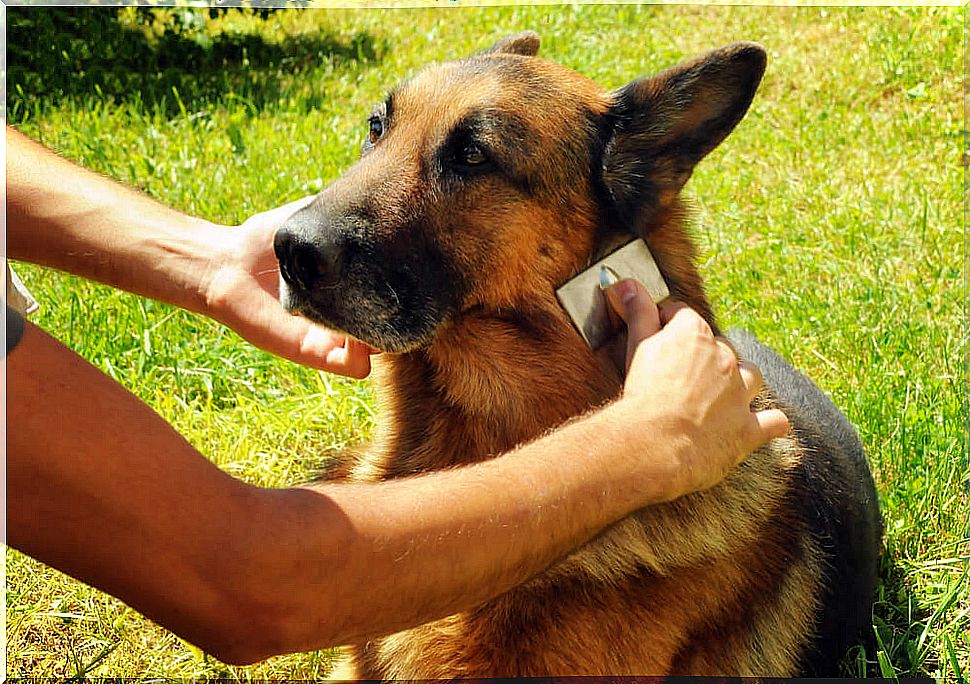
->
xmin=340 ymin=297 xmax=821 ymax=677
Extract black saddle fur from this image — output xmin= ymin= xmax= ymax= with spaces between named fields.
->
xmin=728 ymin=329 xmax=882 ymax=675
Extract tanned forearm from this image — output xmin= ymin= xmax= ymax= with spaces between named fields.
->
xmin=5 ymin=126 xmax=218 ymax=313
xmin=6 ymin=323 xmax=683 ymax=665
xmin=241 ymin=399 xmax=671 ymax=661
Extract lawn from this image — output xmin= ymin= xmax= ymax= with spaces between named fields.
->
xmin=5 ymin=5 xmax=966 ymax=680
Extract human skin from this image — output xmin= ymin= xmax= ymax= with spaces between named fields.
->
xmin=6 ymin=127 xmax=374 ymax=377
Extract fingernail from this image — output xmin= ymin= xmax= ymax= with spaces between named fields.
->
xmin=612 ymin=279 xmax=637 ymax=305
xmin=598 ymin=265 xmax=620 ymax=289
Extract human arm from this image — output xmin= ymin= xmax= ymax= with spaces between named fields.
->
xmin=6 ymin=281 xmax=787 ymax=665
xmin=4 ymin=126 xmax=372 ymax=376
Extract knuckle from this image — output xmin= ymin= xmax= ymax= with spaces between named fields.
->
xmin=739 ymin=360 xmax=764 ymax=387
xmin=691 ymin=315 xmax=710 ymax=336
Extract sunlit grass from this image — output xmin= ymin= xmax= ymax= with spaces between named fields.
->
xmin=5 ymin=5 xmax=965 ymax=679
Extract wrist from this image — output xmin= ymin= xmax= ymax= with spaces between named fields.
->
xmin=7 ymin=127 xmax=228 ymax=312
xmin=129 ymin=212 xmax=227 ymax=314
xmin=141 ymin=216 xmax=228 ymax=316
xmin=602 ymin=396 xmax=693 ymax=505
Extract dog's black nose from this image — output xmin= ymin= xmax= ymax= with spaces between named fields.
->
xmin=274 ymin=227 xmax=343 ymax=292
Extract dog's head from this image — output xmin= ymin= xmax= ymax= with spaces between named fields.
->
xmin=276 ymin=33 xmax=765 ymax=352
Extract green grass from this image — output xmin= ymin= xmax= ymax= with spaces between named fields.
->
xmin=5 ymin=5 xmax=966 ymax=680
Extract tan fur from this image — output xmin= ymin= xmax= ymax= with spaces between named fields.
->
xmin=324 ymin=46 xmax=823 ymax=678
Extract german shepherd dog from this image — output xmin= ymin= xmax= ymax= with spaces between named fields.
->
xmin=274 ymin=33 xmax=882 ymax=677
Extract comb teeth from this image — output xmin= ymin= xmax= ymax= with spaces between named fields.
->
xmin=555 ymin=239 xmax=670 ymax=349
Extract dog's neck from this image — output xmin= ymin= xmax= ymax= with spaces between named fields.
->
xmin=364 ymin=205 xmax=717 ymax=478
xmin=367 ymin=299 xmax=622 ymax=476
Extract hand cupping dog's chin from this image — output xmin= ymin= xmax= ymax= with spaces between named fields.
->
xmin=279 ymin=285 xmax=439 ymax=355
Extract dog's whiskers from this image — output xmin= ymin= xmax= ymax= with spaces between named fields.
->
xmin=386 ymin=281 xmax=402 ymax=308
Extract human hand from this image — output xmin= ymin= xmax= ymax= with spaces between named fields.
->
xmin=604 ymin=279 xmax=790 ymax=498
xmin=202 ymin=197 xmax=376 ymax=378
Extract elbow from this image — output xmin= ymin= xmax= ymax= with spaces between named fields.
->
xmin=187 ymin=570 xmax=352 ymax=665
xmin=187 ymin=606 xmax=324 ymax=666
xmin=191 ymin=485 xmax=357 ymax=664
xmin=207 ymin=640 xmax=281 ymax=667
xmin=179 ymin=613 xmax=286 ymax=666
xmin=206 ymin=644 xmax=269 ymax=667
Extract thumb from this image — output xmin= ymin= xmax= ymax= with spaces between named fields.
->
xmin=605 ymin=278 xmax=662 ymax=357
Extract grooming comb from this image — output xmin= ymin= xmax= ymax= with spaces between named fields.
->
xmin=555 ymin=238 xmax=670 ymax=350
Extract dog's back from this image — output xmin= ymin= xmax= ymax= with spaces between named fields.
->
xmin=730 ymin=330 xmax=882 ymax=674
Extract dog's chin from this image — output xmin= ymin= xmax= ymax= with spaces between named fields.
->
xmin=340 ymin=322 xmax=438 ymax=355
xmin=280 ymin=285 xmax=442 ymax=355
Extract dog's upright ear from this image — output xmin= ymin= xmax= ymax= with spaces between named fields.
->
xmin=483 ymin=31 xmax=541 ymax=57
xmin=602 ymin=42 xmax=766 ymax=229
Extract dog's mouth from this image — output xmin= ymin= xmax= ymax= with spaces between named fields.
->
xmin=274 ymin=202 xmax=468 ymax=354
xmin=279 ymin=273 xmax=451 ymax=355
xmin=276 ymin=225 xmax=625 ymax=356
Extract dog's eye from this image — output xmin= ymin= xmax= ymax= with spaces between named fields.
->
xmin=367 ymin=116 xmax=384 ymax=147
xmin=460 ymin=144 xmax=488 ymax=166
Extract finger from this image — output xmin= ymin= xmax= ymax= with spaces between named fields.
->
xmin=658 ymin=300 xmax=689 ymax=326
xmin=742 ymin=409 xmax=791 ymax=453
xmin=220 ymin=275 xmax=371 ymax=376
xmin=241 ymin=195 xmax=316 ymax=233
xmin=323 ymin=342 xmax=372 ymax=379
xmin=738 ymin=359 xmax=764 ymax=402
xmin=717 ymin=335 xmax=738 ymax=356
xmin=261 ymin=314 xmax=332 ymax=367
xmin=348 ymin=338 xmax=381 ymax=357
xmin=752 ymin=409 xmax=791 ymax=448
xmin=275 ymin=194 xmax=316 ymax=216
xmin=302 ymin=325 xmax=372 ymax=378
xmin=714 ymin=337 xmax=739 ymax=375
xmin=659 ymin=301 xmax=713 ymax=339
xmin=605 ymin=279 xmax=661 ymax=344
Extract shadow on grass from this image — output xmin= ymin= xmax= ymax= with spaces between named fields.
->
xmin=6 ymin=7 xmax=384 ymax=121
xmin=855 ymin=549 xmax=940 ymax=679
